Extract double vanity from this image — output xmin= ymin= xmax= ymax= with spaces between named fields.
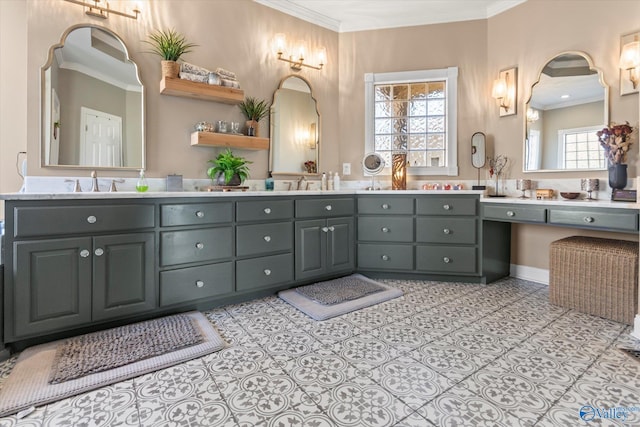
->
xmin=1 ymin=190 xmax=638 ymax=354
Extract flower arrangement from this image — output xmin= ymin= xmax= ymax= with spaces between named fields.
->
xmin=597 ymin=122 xmax=636 ymax=165
xmin=487 ymin=155 xmax=508 ymax=178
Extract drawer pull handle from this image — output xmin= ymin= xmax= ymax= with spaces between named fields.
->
xmin=264 ymin=235 xmax=271 ymax=242
xmin=264 ymin=208 xmax=271 ymax=214
xmin=443 ymin=228 xmax=451 ymax=234
xmin=443 ymin=204 xmax=451 ymax=210
xmin=80 ymin=249 xmax=90 ymax=258
xmin=328 ymin=226 xmax=335 ymax=232
xmin=196 ymin=280 xmax=204 ymax=288
xmin=382 ymin=203 xmax=390 ymax=210
xmin=325 ymin=205 xmax=332 ymax=211
xmin=195 ymin=211 xmax=205 ymax=218
xmin=583 ymin=216 xmax=594 ymax=223
xmin=264 ymin=269 xmax=272 ymax=276
xmin=506 ymin=211 xmax=515 ymax=217
xmin=443 ymin=257 xmax=451 ymax=263
xmin=87 ymin=215 xmax=97 ymax=224
xmin=195 ymin=242 xmax=204 ymax=249
xmin=94 ymin=248 xmax=104 ymax=256
xmin=381 ymin=255 xmax=389 ymax=261
xmin=322 ymin=227 xmax=329 ymax=233
xmin=381 ymin=227 xmax=390 ymax=233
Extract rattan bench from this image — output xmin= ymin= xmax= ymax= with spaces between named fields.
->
xmin=549 ymin=236 xmax=638 ymax=325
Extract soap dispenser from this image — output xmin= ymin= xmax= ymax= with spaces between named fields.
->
xmin=265 ymin=171 xmax=274 ymax=191
xmin=136 ymin=169 xmax=149 ymax=192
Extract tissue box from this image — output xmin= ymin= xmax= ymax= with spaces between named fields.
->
xmin=166 ymin=175 xmax=183 ymax=192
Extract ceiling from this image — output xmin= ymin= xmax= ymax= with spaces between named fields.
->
xmin=255 ymin=0 xmax=527 ymax=32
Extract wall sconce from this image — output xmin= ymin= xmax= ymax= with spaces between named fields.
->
xmin=619 ymin=33 xmax=640 ymax=94
xmin=526 ymin=107 xmax=539 ymax=123
xmin=391 ymin=151 xmax=407 ymax=190
xmin=274 ymin=33 xmax=325 ymax=71
xmin=64 ymin=0 xmax=140 ymax=20
xmin=491 ymin=67 xmax=517 ymax=117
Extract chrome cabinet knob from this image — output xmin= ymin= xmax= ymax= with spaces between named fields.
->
xmin=196 ymin=280 xmax=204 ymax=288
xmin=443 ymin=257 xmax=451 ymax=263
xmin=382 ymin=203 xmax=390 ymax=210
xmin=264 ymin=207 xmax=271 ymax=214
xmin=195 ymin=211 xmax=205 ymax=218
xmin=328 ymin=226 xmax=335 ymax=232
xmin=443 ymin=228 xmax=451 ymax=234
xmin=264 ymin=235 xmax=271 ymax=242
xmin=264 ymin=269 xmax=272 ymax=276
xmin=506 ymin=211 xmax=515 ymax=217
xmin=94 ymin=248 xmax=104 ymax=256
xmin=325 ymin=205 xmax=332 ymax=211
xmin=87 ymin=215 xmax=97 ymax=224
xmin=322 ymin=227 xmax=329 ymax=232
xmin=195 ymin=242 xmax=204 ymax=249
xmin=80 ymin=249 xmax=90 ymax=258
xmin=583 ymin=216 xmax=594 ymax=223
xmin=381 ymin=255 xmax=389 ymax=261
xmin=443 ymin=204 xmax=451 ymax=210
xmin=381 ymin=227 xmax=390 ymax=233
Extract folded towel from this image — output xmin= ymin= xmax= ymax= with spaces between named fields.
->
xmin=220 ymin=78 xmax=241 ymax=89
xmin=179 ymin=72 xmax=208 ymax=83
xmin=180 ymin=61 xmax=211 ymax=76
xmin=215 ymin=67 xmax=237 ymax=80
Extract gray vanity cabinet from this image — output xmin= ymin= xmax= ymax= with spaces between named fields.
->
xmin=295 ymin=198 xmax=355 ymax=281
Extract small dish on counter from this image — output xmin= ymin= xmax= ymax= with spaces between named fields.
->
xmin=560 ymin=192 xmax=581 ymax=200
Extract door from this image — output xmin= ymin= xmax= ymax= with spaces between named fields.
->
xmin=327 ymin=217 xmax=354 ymax=273
xmin=295 ymin=219 xmax=326 ymax=280
xmin=80 ymin=107 xmax=123 ymax=167
xmin=12 ymin=237 xmax=92 ymax=338
xmin=93 ymin=233 xmax=156 ymax=321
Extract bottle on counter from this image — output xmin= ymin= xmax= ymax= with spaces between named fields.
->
xmin=321 ymin=172 xmax=327 ymax=191
xmin=328 ymin=171 xmax=334 ymax=190
xmin=265 ymin=171 xmax=274 ymax=191
xmin=136 ymin=169 xmax=148 ymax=192
xmin=333 ymin=172 xmax=341 ymax=191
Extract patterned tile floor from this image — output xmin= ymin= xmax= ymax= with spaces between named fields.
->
xmin=1 ymin=277 xmax=639 ymax=426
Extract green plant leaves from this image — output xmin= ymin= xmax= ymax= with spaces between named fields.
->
xmin=144 ymin=28 xmax=197 ymax=62
xmin=238 ymin=97 xmax=269 ymax=122
xmin=207 ymin=149 xmax=252 ymax=184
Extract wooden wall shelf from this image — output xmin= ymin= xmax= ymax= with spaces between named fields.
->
xmin=190 ymin=132 xmax=269 ymax=150
xmin=160 ymin=77 xmax=244 ymax=104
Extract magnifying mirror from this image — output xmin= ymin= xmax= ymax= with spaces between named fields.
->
xmin=363 ymin=152 xmax=385 ymax=190
xmin=471 ymin=132 xmax=486 ymax=190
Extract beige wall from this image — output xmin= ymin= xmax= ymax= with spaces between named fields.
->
xmin=1 ymin=0 xmax=639 ymax=270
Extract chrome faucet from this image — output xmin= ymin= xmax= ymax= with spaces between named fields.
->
xmin=90 ymin=171 xmax=99 ymax=192
xmin=109 ymin=179 xmax=125 ymax=192
xmin=296 ymin=176 xmax=307 ymax=190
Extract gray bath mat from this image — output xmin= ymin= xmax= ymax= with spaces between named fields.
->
xmin=295 ymin=275 xmax=386 ymax=305
xmin=0 ymin=311 xmax=225 ymax=418
xmin=279 ymin=274 xmax=403 ymax=321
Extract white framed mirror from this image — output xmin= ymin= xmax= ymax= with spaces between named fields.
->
xmin=524 ymin=51 xmax=608 ymax=172
xmin=269 ymin=75 xmax=320 ymax=175
xmin=363 ymin=152 xmax=385 ymax=190
xmin=41 ymin=25 xmax=145 ymax=170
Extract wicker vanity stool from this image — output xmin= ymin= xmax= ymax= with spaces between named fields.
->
xmin=549 ymin=236 xmax=639 ymax=325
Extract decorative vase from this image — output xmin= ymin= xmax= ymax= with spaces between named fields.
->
xmin=161 ymin=60 xmax=180 ymax=79
xmin=608 ymin=163 xmax=627 ymax=189
xmin=215 ymin=173 xmax=242 ymax=187
xmin=246 ymin=120 xmax=259 ymax=137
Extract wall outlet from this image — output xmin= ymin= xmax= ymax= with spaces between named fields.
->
xmin=342 ymin=163 xmax=351 ymax=176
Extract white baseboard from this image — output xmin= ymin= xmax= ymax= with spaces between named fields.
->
xmin=632 ymin=315 xmax=640 ymax=341
xmin=509 ymin=264 xmax=549 ymax=285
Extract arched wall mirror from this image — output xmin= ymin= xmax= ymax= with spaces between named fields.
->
xmin=269 ymin=75 xmax=320 ymax=175
xmin=41 ymin=25 xmax=145 ymax=170
xmin=524 ymin=51 xmax=608 ymax=172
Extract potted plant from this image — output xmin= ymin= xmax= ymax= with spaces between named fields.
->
xmin=207 ymin=149 xmax=252 ymax=186
xmin=144 ymin=28 xmax=197 ymax=79
xmin=238 ymin=97 xmax=269 ymax=137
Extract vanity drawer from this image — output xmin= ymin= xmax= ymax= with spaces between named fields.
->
xmin=416 ymin=245 xmax=477 ymax=273
xmin=236 ymin=253 xmax=294 ymax=291
xmin=296 ymin=198 xmax=355 ymax=218
xmin=416 ymin=197 xmax=477 ymax=216
xmin=358 ymin=197 xmax=414 ymax=215
xmin=236 ymin=222 xmax=293 ymax=257
xmin=358 ymin=217 xmax=414 ymax=242
xmin=416 ymin=217 xmax=477 ymax=244
xmin=236 ymin=199 xmax=293 ymax=222
xmin=161 ymin=202 xmax=233 ymax=227
xmin=549 ymin=209 xmax=638 ymax=232
xmin=161 ymin=227 xmax=232 ymax=266
xmin=357 ymin=243 xmax=413 ymax=270
xmin=14 ymin=204 xmax=154 ymax=237
xmin=159 ymin=262 xmax=233 ymax=306
xmin=482 ymin=204 xmax=547 ymax=223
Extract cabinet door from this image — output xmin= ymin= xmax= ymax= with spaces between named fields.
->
xmin=93 ymin=233 xmax=156 ymax=321
xmin=327 ymin=217 xmax=354 ymax=273
xmin=12 ymin=237 xmax=92 ymax=338
xmin=295 ymin=219 xmax=326 ymax=280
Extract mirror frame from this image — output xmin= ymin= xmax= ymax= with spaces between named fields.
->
xmin=523 ymin=51 xmax=608 ymax=173
xmin=40 ymin=24 xmax=146 ymax=170
xmin=269 ymin=75 xmax=320 ymax=176
xmin=363 ymin=152 xmax=386 ymax=175
xmin=471 ymin=132 xmax=486 ymax=168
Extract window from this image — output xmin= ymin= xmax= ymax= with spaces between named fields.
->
xmin=365 ymin=68 xmax=458 ymax=175
xmin=558 ymin=126 xmax=605 ymax=170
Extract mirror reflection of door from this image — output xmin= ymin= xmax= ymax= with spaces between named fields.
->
xmin=524 ymin=52 xmax=608 ymax=172
xmin=270 ymin=75 xmax=320 ymax=174
xmin=80 ymin=107 xmax=123 ymax=167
